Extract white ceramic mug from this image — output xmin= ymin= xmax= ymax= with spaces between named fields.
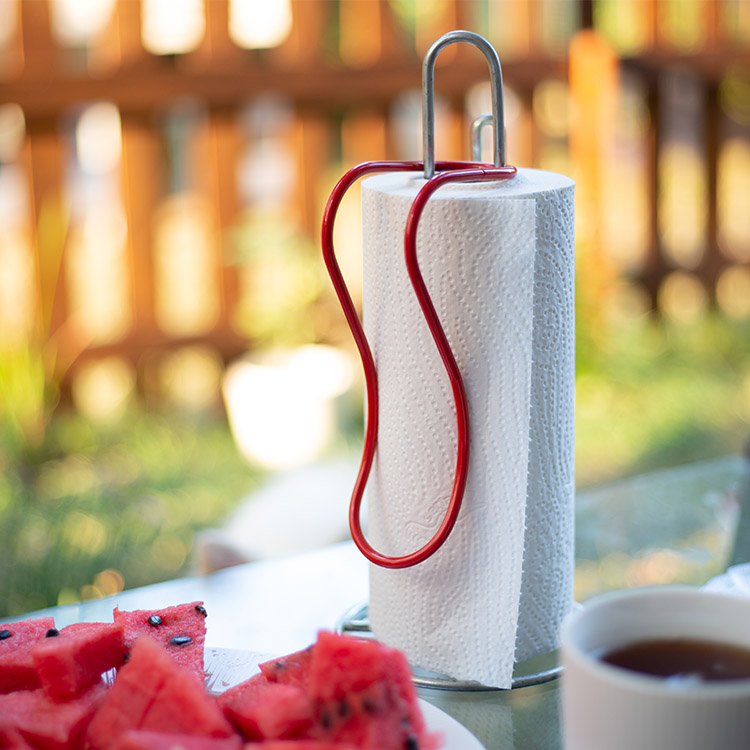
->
xmin=559 ymin=586 xmax=750 ymax=750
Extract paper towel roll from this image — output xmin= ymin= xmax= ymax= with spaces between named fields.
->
xmin=362 ymin=167 xmax=575 ymax=688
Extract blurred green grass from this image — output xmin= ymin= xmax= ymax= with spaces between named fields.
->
xmin=0 ymin=313 xmax=748 ymax=620
xmin=575 ymin=313 xmax=750 ymax=486
xmin=0 ymin=409 xmax=260 ymax=618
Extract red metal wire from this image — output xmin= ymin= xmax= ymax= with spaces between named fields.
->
xmin=321 ymin=160 xmax=517 ymax=568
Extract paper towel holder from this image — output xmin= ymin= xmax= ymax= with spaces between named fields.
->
xmin=321 ymin=31 xmax=516 ymax=570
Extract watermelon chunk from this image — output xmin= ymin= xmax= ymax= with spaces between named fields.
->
xmin=259 ymin=645 xmax=314 ymax=688
xmin=139 ymin=667 xmax=234 ymax=736
xmin=85 ymin=636 xmax=193 ymax=750
xmin=31 ymin=621 xmax=127 ymax=699
xmin=110 ymin=731 xmax=242 ymax=750
xmin=85 ymin=636 xmax=232 ymax=750
xmin=217 ymin=672 xmax=313 ymax=740
xmin=0 ymin=617 xmax=56 ymax=694
xmin=307 ymin=631 xmax=442 ymax=750
xmin=0 ymin=680 xmax=107 ymax=750
xmin=114 ymin=602 xmax=207 ymax=680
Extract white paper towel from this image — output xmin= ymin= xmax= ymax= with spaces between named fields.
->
xmin=362 ymin=167 xmax=575 ymax=688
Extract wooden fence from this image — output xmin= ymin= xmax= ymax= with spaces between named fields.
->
xmin=0 ymin=0 xmax=748 ymax=409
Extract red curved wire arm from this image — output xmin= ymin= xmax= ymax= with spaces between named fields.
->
xmin=321 ymin=160 xmax=517 ymax=569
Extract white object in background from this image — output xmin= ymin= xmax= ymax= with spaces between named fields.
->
xmin=362 ymin=168 xmax=575 ymax=688
xmin=194 ymin=460 xmax=358 ymax=572
xmin=560 ymin=586 xmax=750 ymax=750
xmin=222 ymin=345 xmax=353 ymax=470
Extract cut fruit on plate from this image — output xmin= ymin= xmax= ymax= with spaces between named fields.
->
xmin=204 ymin=646 xmax=487 ymax=750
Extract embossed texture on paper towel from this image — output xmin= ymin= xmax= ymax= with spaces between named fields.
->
xmin=362 ymin=168 xmax=575 ymax=688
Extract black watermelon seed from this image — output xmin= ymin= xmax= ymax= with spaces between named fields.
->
xmin=338 ymin=699 xmax=349 ymax=718
xmin=0 ymin=630 xmax=11 ymax=640
xmin=362 ymin=698 xmax=379 ymax=715
xmin=122 ymin=652 xmax=130 ymax=663
xmin=404 ymin=734 xmax=419 ymax=750
xmin=169 ymin=635 xmax=192 ymax=646
xmin=320 ymin=711 xmax=332 ymax=730
xmin=195 ymin=604 xmax=207 ymax=617
xmin=45 ymin=628 xmax=59 ymax=638
xmin=147 ymin=615 xmax=162 ymax=627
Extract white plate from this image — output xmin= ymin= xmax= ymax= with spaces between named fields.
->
xmin=205 ymin=646 xmax=486 ymax=750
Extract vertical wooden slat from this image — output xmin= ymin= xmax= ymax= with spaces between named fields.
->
xmin=293 ymin=110 xmax=332 ymax=237
xmin=120 ymin=112 xmax=163 ymax=339
xmin=206 ymin=109 xmax=242 ymax=332
xmin=187 ymin=0 xmax=245 ymax=69
xmin=703 ymin=80 xmax=722 ymax=305
xmin=183 ymin=108 xmax=229 ymax=336
xmin=642 ymin=75 xmax=663 ymax=310
xmin=87 ymin=2 xmax=122 ymax=74
xmin=24 ymin=120 xmax=68 ymax=339
xmin=0 ymin=0 xmax=24 ymax=79
xmin=379 ymin=0 xmax=413 ymax=62
xmin=18 ymin=0 xmax=58 ymax=76
xmin=341 ymin=110 xmax=387 ymax=164
xmin=114 ymin=0 xmax=145 ymax=67
xmin=339 ymin=0 xmax=382 ymax=68
xmin=272 ymin=0 xmax=330 ymax=68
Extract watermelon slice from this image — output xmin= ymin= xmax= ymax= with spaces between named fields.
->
xmin=114 ymin=602 xmax=207 ymax=680
xmin=110 ymin=731 xmax=242 ymax=750
xmin=0 ymin=617 xmax=56 ymax=694
xmin=259 ymin=645 xmax=314 ymax=688
xmin=0 ymin=679 xmax=107 ymax=750
xmin=31 ymin=621 xmax=127 ymax=699
xmin=306 ymin=631 xmax=442 ymax=750
xmin=217 ymin=672 xmax=313 ymax=740
xmin=85 ymin=635 xmax=232 ymax=750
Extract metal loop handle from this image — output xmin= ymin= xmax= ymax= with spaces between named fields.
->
xmin=471 ymin=113 xmax=494 ymax=162
xmin=423 ymin=30 xmax=506 ymax=179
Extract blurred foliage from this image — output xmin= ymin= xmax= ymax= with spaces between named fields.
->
xmin=0 ymin=407 xmax=258 ymax=619
xmin=231 ymin=211 xmax=335 ymax=347
xmin=575 ymin=309 xmax=750 ymax=486
xmin=0 ymin=344 xmax=51 ymax=457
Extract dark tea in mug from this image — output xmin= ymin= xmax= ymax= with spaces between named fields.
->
xmin=598 ymin=637 xmax=750 ymax=682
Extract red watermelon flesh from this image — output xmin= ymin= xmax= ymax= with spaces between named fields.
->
xmin=0 ymin=727 xmax=36 ymax=749
xmin=139 ymin=668 xmax=234 ymax=737
xmin=217 ymin=673 xmax=313 ymax=740
xmin=113 ymin=602 xmax=207 ymax=680
xmin=31 ymin=621 xmax=127 ymax=699
xmin=307 ymin=631 xmax=442 ymax=750
xmin=85 ymin=636 xmax=188 ymax=750
xmin=0 ymin=679 xmax=107 ymax=750
xmin=110 ymin=731 xmax=242 ymax=750
xmin=86 ymin=635 xmax=233 ymax=750
xmin=0 ymin=617 xmax=56 ymax=694
xmin=259 ymin=645 xmax=314 ymax=688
